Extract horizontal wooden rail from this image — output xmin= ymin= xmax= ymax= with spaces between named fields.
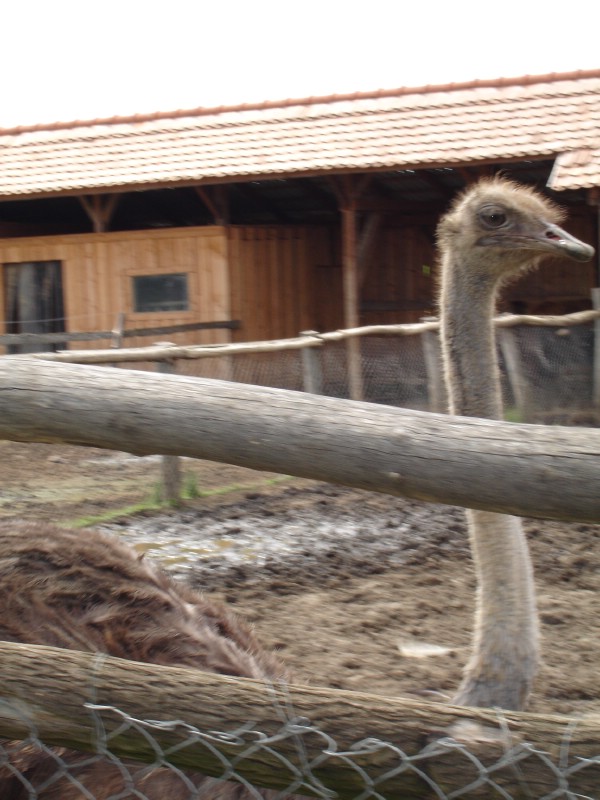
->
xmin=0 ymin=641 xmax=599 ymax=798
xmin=29 ymin=336 xmax=323 ymax=364
xmin=0 ymin=319 xmax=240 ymax=346
xmin=31 ymin=334 xmax=323 ymax=364
xmin=8 ymin=308 xmax=599 ymax=364
xmin=16 ymin=311 xmax=600 ymax=364
xmin=321 ymin=308 xmax=600 ymax=340
xmin=0 ymin=358 xmax=598 ymax=522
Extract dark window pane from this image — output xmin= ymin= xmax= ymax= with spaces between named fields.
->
xmin=3 ymin=260 xmax=65 ymax=353
xmin=133 ymin=273 xmax=189 ymax=312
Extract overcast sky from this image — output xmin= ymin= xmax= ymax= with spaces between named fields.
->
xmin=3 ymin=0 xmax=599 ymax=127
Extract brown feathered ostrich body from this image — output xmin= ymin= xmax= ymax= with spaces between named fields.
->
xmin=0 ymin=179 xmax=593 ymax=797
xmin=437 ymin=178 xmax=594 ymax=709
xmin=0 ymin=523 xmax=291 ymax=799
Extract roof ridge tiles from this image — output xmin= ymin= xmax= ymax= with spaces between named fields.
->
xmin=2 ymin=68 xmax=600 ymax=136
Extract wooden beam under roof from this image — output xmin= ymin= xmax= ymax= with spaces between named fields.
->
xmin=194 ymin=185 xmax=229 ymax=225
xmin=231 ymin=182 xmax=295 ymax=224
xmin=79 ymin=194 xmax=119 ymax=232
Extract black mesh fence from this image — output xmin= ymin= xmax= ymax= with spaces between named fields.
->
xmin=174 ymin=321 xmax=598 ymax=425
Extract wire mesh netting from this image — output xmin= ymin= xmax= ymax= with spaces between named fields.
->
xmin=175 ymin=322 xmax=598 ymax=425
xmin=2 ymin=308 xmax=598 ymax=425
xmin=2 ymin=686 xmax=600 ymax=800
xmin=500 ymin=323 xmax=596 ymax=424
xmin=176 ymin=337 xmax=430 ymax=407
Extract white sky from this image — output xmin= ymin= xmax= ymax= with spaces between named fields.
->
xmin=3 ymin=0 xmax=599 ymax=128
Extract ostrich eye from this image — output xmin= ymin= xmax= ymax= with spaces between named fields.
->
xmin=478 ymin=205 xmax=509 ymax=229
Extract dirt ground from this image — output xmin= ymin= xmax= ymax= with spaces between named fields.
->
xmin=1 ymin=439 xmax=599 ymax=719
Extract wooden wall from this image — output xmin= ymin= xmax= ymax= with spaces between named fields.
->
xmin=227 ymin=225 xmax=334 ymax=341
xmin=305 ymin=222 xmax=439 ymax=329
xmin=0 ymin=226 xmax=231 ymax=350
xmin=227 ymin=223 xmax=442 ymax=339
xmin=361 ymin=225 xmax=437 ymax=325
xmin=0 ymin=224 xmax=338 ymax=354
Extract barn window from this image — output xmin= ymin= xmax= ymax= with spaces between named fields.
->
xmin=132 ymin=273 xmax=189 ymax=312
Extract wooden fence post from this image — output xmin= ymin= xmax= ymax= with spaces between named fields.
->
xmin=110 ymin=312 xmax=125 ymax=369
xmin=498 ymin=327 xmax=530 ymax=422
xmin=592 ymin=288 xmax=600 ymax=409
xmin=420 ymin=318 xmax=447 ymax=413
xmin=341 ymin=205 xmax=364 ymax=401
xmin=300 ymin=332 xmax=323 ymax=395
xmin=157 ymin=354 xmax=182 ymax=504
xmin=111 ymin=313 xmax=125 ymax=349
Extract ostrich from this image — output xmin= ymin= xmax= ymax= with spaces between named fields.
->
xmin=436 ymin=177 xmax=594 ymax=710
xmin=0 ymin=179 xmax=593 ymax=796
xmin=0 ymin=522 xmax=292 ymax=799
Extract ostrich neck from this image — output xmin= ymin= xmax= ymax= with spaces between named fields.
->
xmin=440 ymin=253 xmax=539 ymax=709
xmin=440 ymin=257 xmax=503 ymax=419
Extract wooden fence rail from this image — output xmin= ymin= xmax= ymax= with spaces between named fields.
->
xmin=2 ymin=306 xmax=599 ymax=502
xmin=0 ymin=318 xmax=240 ymax=347
xmin=0 ymin=640 xmax=599 ymax=799
xmin=20 ymin=310 xmax=600 ymax=426
xmin=0 ymin=358 xmax=598 ymax=522
xmin=15 ymin=308 xmax=600 ymax=364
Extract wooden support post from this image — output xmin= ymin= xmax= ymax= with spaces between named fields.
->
xmin=592 ymin=287 xmax=600 ymax=409
xmin=498 ymin=327 xmax=530 ymax=422
xmin=341 ymin=205 xmax=363 ymax=400
xmin=587 ymin=196 xmax=600 ymax=409
xmin=158 ymin=357 xmax=182 ymax=503
xmin=357 ymin=212 xmax=382 ymax=288
xmin=79 ymin=194 xmax=119 ymax=233
xmin=300 ymin=331 xmax=323 ymax=395
xmin=330 ymin=174 xmax=372 ymax=402
xmin=421 ymin=318 xmax=447 ymax=413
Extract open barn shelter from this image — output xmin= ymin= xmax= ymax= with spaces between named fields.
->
xmin=0 ymin=69 xmax=599 ymax=355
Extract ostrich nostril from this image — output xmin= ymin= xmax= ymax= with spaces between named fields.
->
xmin=545 ymin=230 xmax=561 ymax=241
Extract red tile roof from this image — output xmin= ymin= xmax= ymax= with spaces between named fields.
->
xmin=1 ymin=70 xmax=599 ymax=198
xmin=549 ymin=147 xmax=600 ymax=190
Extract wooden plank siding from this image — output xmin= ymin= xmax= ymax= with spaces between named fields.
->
xmin=360 ymin=225 xmax=438 ymax=326
xmin=225 ymin=221 xmax=446 ymax=340
xmin=227 ymin=226 xmax=326 ymax=342
xmin=0 ymin=227 xmax=232 ymax=355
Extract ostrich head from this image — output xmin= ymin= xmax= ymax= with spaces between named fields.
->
xmin=437 ymin=178 xmax=595 ymax=282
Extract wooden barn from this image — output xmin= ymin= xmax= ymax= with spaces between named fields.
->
xmin=0 ymin=69 xmax=599 ymax=355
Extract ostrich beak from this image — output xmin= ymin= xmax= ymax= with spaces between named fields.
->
xmin=479 ymin=222 xmax=595 ymax=262
xmin=540 ymin=222 xmax=595 ymax=262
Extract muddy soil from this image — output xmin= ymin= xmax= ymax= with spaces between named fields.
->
xmin=1 ymin=440 xmax=599 ymax=717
